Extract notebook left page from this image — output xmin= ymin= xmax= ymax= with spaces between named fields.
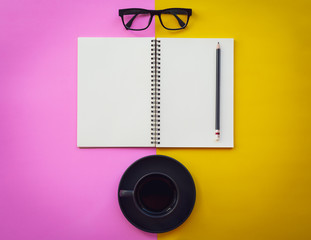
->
xmin=78 ymin=38 xmax=153 ymax=147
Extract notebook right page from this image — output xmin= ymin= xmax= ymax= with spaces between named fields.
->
xmin=158 ymin=38 xmax=234 ymax=148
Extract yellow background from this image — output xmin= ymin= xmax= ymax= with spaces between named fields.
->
xmin=156 ymin=0 xmax=311 ymax=239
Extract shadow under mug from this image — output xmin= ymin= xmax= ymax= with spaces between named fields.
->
xmin=119 ymin=173 xmax=178 ymax=217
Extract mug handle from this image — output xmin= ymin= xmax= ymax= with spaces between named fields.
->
xmin=119 ymin=190 xmax=134 ymax=197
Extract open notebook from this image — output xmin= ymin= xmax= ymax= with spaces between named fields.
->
xmin=78 ymin=37 xmax=234 ymax=148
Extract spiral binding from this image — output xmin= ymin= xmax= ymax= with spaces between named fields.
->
xmin=151 ymin=39 xmax=161 ymax=145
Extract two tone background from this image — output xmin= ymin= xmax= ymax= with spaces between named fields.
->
xmin=1 ymin=0 xmax=311 ymax=239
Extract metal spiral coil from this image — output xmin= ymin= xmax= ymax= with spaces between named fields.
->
xmin=150 ymin=39 xmax=161 ymax=145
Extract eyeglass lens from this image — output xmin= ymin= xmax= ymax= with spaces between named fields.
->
xmin=123 ymin=13 xmax=151 ymax=30
xmin=160 ymin=9 xmax=188 ymax=29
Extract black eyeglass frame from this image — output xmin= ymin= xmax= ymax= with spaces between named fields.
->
xmin=119 ymin=8 xmax=192 ymax=31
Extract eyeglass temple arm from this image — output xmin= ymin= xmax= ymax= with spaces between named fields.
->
xmin=172 ymin=14 xmax=186 ymax=27
xmin=125 ymin=14 xmax=139 ymax=28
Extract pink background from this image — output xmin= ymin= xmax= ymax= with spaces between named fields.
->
xmin=0 ymin=0 xmax=156 ymax=239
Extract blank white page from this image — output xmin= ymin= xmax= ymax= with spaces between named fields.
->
xmin=77 ymin=38 xmax=153 ymax=147
xmin=158 ymin=38 xmax=234 ymax=148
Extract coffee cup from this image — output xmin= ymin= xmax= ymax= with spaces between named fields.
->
xmin=119 ymin=172 xmax=178 ymax=217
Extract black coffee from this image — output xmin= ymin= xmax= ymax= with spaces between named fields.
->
xmin=136 ymin=174 xmax=177 ymax=215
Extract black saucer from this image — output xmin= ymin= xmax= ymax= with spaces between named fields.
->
xmin=118 ymin=155 xmax=196 ymax=233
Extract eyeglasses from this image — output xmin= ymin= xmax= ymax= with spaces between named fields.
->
xmin=119 ymin=8 xmax=192 ymax=31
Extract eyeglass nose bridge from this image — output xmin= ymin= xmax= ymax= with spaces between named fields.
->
xmin=148 ymin=9 xmax=162 ymax=16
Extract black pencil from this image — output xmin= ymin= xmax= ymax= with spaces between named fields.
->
xmin=215 ymin=42 xmax=221 ymax=141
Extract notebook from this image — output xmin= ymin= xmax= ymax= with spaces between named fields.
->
xmin=77 ymin=37 xmax=234 ymax=148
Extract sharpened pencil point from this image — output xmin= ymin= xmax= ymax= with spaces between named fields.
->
xmin=215 ymin=130 xmax=220 ymax=141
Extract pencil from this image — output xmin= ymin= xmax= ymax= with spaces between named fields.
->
xmin=215 ymin=42 xmax=220 ymax=141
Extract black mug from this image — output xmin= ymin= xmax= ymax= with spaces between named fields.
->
xmin=119 ymin=172 xmax=178 ymax=217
